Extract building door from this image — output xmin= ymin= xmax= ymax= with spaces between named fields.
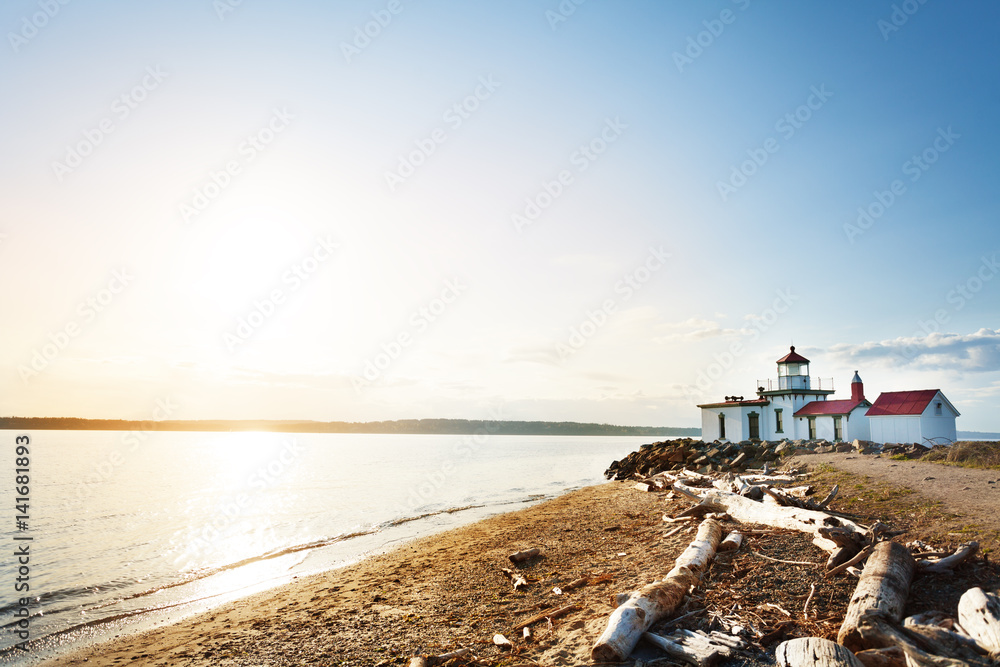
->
xmin=748 ymin=412 xmax=759 ymax=440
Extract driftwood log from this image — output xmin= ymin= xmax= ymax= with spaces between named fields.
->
xmin=408 ymin=648 xmax=470 ymax=667
xmin=854 ymin=611 xmax=993 ymax=667
xmin=691 ymin=489 xmax=866 ymax=553
xmin=513 ymin=603 xmax=577 ymax=631
xmin=838 ymin=541 xmax=915 ymax=653
xmin=958 ymin=586 xmax=1000 ymax=658
xmin=590 ymin=518 xmax=722 ymax=662
xmin=509 ymin=548 xmax=540 ymax=562
xmin=717 ymin=531 xmax=743 ymax=552
xmin=500 ymin=567 xmax=528 ymax=591
xmin=776 ymin=637 xmax=863 ymax=667
xmin=853 ymin=646 xmax=905 ymax=667
xmin=643 ymin=629 xmax=739 ymax=666
xmin=916 ymin=541 xmax=979 ymax=573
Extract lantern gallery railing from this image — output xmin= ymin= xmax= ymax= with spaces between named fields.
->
xmin=755 ymin=377 xmax=834 ymax=392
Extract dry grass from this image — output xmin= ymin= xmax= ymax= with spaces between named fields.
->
xmin=922 ymin=440 xmax=1000 ymax=470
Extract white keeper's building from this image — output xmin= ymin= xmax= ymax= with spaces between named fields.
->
xmin=697 ymin=346 xmax=959 ymax=445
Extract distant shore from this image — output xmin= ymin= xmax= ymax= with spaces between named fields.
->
xmin=0 ymin=417 xmax=700 ymax=437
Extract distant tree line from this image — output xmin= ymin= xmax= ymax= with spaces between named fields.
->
xmin=0 ymin=416 xmax=700 ymax=437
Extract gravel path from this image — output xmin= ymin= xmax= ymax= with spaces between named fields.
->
xmin=787 ymin=452 xmax=1000 ymax=532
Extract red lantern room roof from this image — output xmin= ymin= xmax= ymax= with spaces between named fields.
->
xmin=776 ymin=345 xmax=810 ymax=364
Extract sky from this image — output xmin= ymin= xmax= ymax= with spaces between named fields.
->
xmin=2 ymin=1 xmax=998 ymax=430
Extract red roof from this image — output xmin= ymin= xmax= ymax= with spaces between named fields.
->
xmin=776 ymin=346 xmax=810 ymax=364
xmin=794 ymin=399 xmax=868 ymax=416
xmin=866 ymin=390 xmax=940 ymax=416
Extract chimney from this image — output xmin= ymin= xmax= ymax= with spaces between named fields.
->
xmin=851 ymin=370 xmax=864 ymax=402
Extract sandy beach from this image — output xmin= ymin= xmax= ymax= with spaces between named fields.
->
xmin=42 ymin=481 xmax=675 ymax=666
xmin=39 ymin=459 xmax=1000 ymax=667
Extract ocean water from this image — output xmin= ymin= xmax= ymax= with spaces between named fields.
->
xmin=0 ymin=430 xmax=662 ymax=664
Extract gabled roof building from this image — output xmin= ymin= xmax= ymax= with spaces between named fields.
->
xmin=697 ymin=346 xmax=959 ymax=445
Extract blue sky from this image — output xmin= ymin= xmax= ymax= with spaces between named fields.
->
xmin=2 ymin=1 xmax=998 ymax=429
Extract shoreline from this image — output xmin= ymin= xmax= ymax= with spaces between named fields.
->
xmin=30 ymin=454 xmax=1000 ymax=666
xmin=11 ymin=493 xmax=571 ymax=665
xmin=36 ymin=481 xmax=672 ymax=666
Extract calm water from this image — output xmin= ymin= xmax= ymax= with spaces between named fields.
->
xmin=0 ymin=430 xmax=659 ymax=664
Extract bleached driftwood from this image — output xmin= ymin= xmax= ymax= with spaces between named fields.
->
xmin=674 ymin=481 xmax=708 ymax=500
xmin=820 ymin=525 xmax=866 ymax=570
xmin=853 ymin=611 xmax=993 ymax=667
xmin=838 ymin=541 xmax=914 ymax=652
xmin=590 ymin=519 xmax=722 ymax=662
xmin=642 ymin=632 xmax=716 ymax=666
xmin=958 ymin=587 xmax=1000 ymax=658
xmin=509 ymin=548 xmax=540 ymax=562
xmin=680 ymin=469 xmax=715 ymax=485
xmin=717 ymin=531 xmax=743 ymax=552
xmin=408 ymin=647 xmax=470 ymax=667
xmin=514 ymin=603 xmax=577 ymax=631
xmin=826 ymin=546 xmax=873 ymax=579
xmin=901 ymin=621 xmax=991 ymax=662
xmin=690 ymin=489 xmax=866 ymax=553
xmin=501 ymin=567 xmax=528 ymax=591
xmin=644 ymin=629 xmax=739 ymax=666
xmin=828 ymin=544 xmax=862 ymax=571
xmin=853 ymin=646 xmax=905 ymax=667
xmin=916 ymin=541 xmax=979 ymax=573
xmin=819 ymin=484 xmax=840 ymax=508
xmin=738 ymin=473 xmax=802 ymax=484
xmin=776 ymin=637 xmax=863 ymax=667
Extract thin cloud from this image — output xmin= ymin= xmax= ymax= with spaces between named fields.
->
xmin=829 ymin=328 xmax=1000 ymax=373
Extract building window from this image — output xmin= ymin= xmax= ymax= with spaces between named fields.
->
xmin=807 ymin=417 xmax=816 ymax=440
xmin=833 ymin=416 xmax=843 ymax=442
xmin=718 ymin=413 xmax=726 ymax=440
xmin=774 ymin=409 xmax=783 ymax=433
xmin=935 ymin=402 xmax=942 ymax=416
